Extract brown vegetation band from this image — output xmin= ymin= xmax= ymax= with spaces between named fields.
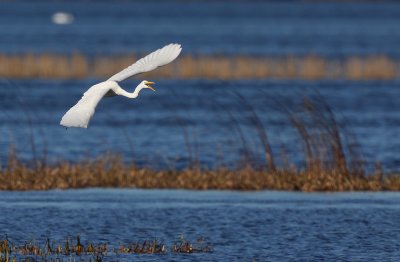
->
xmin=1 ymin=155 xmax=399 ymax=192
xmin=1 ymin=92 xmax=399 ymax=192
xmin=0 ymin=53 xmax=398 ymax=80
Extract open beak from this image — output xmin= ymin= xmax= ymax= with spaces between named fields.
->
xmin=145 ymin=81 xmax=156 ymax=91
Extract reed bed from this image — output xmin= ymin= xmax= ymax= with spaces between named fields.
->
xmin=1 ymin=156 xmax=398 ymax=192
xmin=0 ymin=53 xmax=399 ymax=80
xmin=1 ymin=90 xmax=399 ymax=192
xmin=1 ymin=143 xmax=399 ymax=192
xmin=0 ymin=235 xmax=211 ymax=261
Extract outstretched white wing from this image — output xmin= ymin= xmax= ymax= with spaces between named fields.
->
xmin=60 ymin=82 xmax=112 ymax=128
xmin=61 ymin=44 xmax=182 ymax=128
xmin=108 ymin=43 xmax=182 ymax=82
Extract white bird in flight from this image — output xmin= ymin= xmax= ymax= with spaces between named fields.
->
xmin=60 ymin=43 xmax=182 ymax=128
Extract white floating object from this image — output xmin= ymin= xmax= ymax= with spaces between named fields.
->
xmin=52 ymin=12 xmax=74 ymax=25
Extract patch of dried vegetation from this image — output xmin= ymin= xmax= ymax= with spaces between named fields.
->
xmin=1 ymin=155 xmax=399 ymax=192
xmin=1 ymin=91 xmax=399 ymax=192
xmin=0 ymin=53 xmax=399 ymax=80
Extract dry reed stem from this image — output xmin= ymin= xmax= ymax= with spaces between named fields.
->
xmin=0 ymin=53 xmax=400 ymax=80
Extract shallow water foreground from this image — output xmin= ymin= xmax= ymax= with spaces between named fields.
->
xmin=0 ymin=189 xmax=399 ymax=261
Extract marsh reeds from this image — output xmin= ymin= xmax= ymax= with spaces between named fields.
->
xmin=172 ymin=235 xmax=212 ymax=253
xmin=0 ymin=235 xmax=210 ymax=261
xmin=234 ymin=91 xmax=275 ymax=171
xmin=0 ymin=145 xmax=399 ymax=192
xmin=275 ymin=94 xmax=350 ymax=174
xmin=1 ymin=53 xmax=400 ymax=80
xmin=1 ymin=89 xmax=399 ymax=191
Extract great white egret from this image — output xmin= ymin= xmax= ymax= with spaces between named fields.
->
xmin=60 ymin=43 xmax=182 ymax=128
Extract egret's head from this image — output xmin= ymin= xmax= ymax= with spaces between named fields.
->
xmin=141 ymin=80 xmax=156 ymax=91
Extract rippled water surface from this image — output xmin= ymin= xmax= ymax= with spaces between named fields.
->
xmin=1 ymin=1 xmax=400 ymax=171
xmin=0 ymin=189 xmax=399 ymax=261
xmin=1 ymin=79 xmax=400 ymax=171
xmin=1 ymin=1 xmax=400 ymax=56
xmin=1 ymin=2 xmax=399 ymax=261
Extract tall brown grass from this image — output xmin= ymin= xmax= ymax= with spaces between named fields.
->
xmin=1 ymin=92 xmax=399 ymax=192
xmin=0 ymin=53 xmax=400 ymax=80
xmin=1 ymin=154 xmax=399 ymax=192
xmin=0 ymin=78 xmax=396 ymax=192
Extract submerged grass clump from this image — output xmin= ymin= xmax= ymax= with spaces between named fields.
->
xmin=0 ymin=235 xmax=211 ymax=262
xmin=172 ymin=235 xmax=212 ymax=253
xmin=117 ymin=239 xmax=165 ymax=254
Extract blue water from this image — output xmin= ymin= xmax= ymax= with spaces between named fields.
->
xmin=1 ymin=79 xmax=400 ymax=171
xmin=0 ymin=189 xmax=399 ymax=261
xmin=1 ymin=1 xmax=400 ymax=56
xmin=1 ymin=2 xmax=400 ymax=261
xmin=1 ymin=1 xmax=400 ymax=170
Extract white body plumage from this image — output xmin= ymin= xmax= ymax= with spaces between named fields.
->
xmin=60 ymin=43 xmax=182 ymax=128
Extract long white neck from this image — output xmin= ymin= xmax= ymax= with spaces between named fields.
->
xmin=114 ymin=83 xmax=145 ymax=98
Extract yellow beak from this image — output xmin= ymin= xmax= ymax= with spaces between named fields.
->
xmin=145 ymin=81 xmax=156 ymax=91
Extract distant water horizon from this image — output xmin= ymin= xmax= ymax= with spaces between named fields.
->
xmin=1 ymin=1 xmax=400 ymax=56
